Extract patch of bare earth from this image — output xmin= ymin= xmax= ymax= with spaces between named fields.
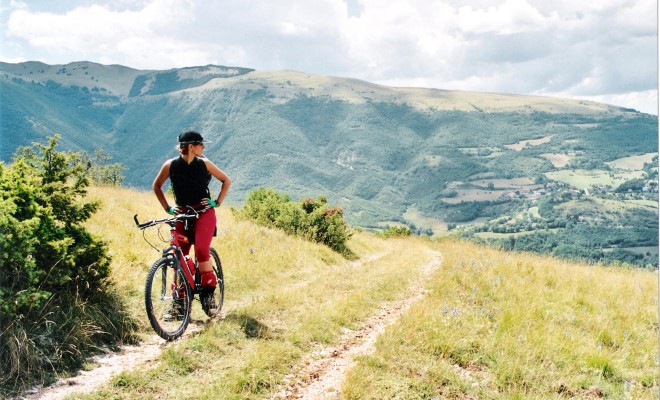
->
xmin=16 ymin=322 xmax=208 ymax=400
xmin=271 ymin=251 xmax=443 ymax=400
xmin=16 ymin=336 xmax=161 ymax=400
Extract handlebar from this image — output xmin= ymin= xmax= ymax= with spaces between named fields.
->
xmin=133 ymin=204 xmax=210 ymax=230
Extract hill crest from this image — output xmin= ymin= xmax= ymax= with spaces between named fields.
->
xmin=1 ymin=61 xmax=637 ymax=115
xmin=198 ymin=69 xmax=622 ymax=114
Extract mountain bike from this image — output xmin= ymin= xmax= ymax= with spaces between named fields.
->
xmin=134 ymin=206 xmax=224 ymax=341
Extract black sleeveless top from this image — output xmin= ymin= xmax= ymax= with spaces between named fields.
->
xmin=169 ymin=157 xmax=211 ymax=206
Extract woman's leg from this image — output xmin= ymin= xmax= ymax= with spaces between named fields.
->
xmin=194 ymin=209 xmax=217 ymax=287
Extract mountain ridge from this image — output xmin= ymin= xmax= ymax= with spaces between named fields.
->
xmin=2 ymin=61 xmax=636 ymax=113
xmin=220 ymin=69 xmax=625 ymax=114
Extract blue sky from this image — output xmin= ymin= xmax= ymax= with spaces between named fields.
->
xmin=1 ymin=0 xmax=657 ymax=114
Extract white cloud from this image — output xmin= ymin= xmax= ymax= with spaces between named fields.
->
xmin=1 ymin=0 xmax=657 ymax=114
xmin=342 ymin=1 xmax=463 ymax=79
xmin=6 ymin=0 xmax=199 ymax=68
xmin=354 ymin=0 xmax=658 ymax=113
xmin=456 ymin=0 xmax=549 ymax=34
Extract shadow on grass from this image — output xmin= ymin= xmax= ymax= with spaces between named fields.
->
xmin=341 ymin=246 xmax=358 ymax=261
xmin=223 ymin=312 xmax=276 ymax=339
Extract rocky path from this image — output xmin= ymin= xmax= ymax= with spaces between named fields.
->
xmin=18 ymin=323 xmax=205 ymax=400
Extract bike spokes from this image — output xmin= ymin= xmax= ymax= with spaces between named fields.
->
xmin=145 ymin=259 xmax=191 ymax=340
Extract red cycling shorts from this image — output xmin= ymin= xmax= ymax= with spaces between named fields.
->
xmin=175 ymin=208 xmax=216 ymax=262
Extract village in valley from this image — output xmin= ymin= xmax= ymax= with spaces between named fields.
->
xmin=434 ymin=151 xmax=659 ymax=267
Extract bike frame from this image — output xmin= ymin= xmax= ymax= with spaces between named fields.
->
xmin=134 ymin=206 xmax=209 ymax=293
xmin=164 ymin=223 xmax=198 ymax=291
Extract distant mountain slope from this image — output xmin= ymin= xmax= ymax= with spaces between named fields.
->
xmin=0 ymin=61 xmax=145 ymax=96
xmin=202 ymin=69 xmax=621 ymax=114
xmin=0 ymin=62 xmax=656 ymax=238
xmin=128 ymin=65 xmax=253 ymax=97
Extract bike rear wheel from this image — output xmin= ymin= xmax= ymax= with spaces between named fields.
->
xmin=201 ymin=247 xmax=224 ymax=317
xmin=145 ymin=258 xmax=191 ymax=340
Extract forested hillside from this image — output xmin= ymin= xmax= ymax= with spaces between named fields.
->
xmin=1 ymin=61 xmax=657 ymax=266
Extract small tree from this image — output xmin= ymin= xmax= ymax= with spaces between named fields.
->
xmin=0 ymin=136 xmax=132 ymax=394
xmin=88 ymin=147 xmax=124 ymax=186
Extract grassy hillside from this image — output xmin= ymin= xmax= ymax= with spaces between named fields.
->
xmin=69 ymin=186 xmax=658 ymax=399
xmin=344 ymin=241 xmax=658 ymax=399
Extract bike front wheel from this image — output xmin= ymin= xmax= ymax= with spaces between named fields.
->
xmin=145 ymin=257 xmax=191 ymax=341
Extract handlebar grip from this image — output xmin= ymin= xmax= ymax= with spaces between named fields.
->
xmin=134 ymin=214 xmax=156 ymax=229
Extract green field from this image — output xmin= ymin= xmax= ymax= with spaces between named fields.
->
xmin=554 ymin=197 xmax=657 ymax=215
xmin=441 ymin=189 xmax=506 ymax=203
xmin=504 ymin=135 xmax=553 ymax=151
xmin=604 ymin=246 xmax=659 ymax=255
xmin=475 ymin=228 xmax=562 ymax=239
xmin=403 ymin=207 xmax=449 ymax=234
xmin=468 ymin=177 xmax=536 ymax=189
xmin=539 ymin=152 xmax=574 ymax=168
xmin=606 ymin=152 xmax=656 ymax=170
xmin=623 ymin=199 xmax=659 ymax=210
xmin=545 ymin=169 xmax=644 ymax=189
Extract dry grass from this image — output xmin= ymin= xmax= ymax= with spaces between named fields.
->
xmin=79 ymin=187 xmax=435 ymax=399
xmin=200 ymin=70 xmax=619 ymax=114
xmin=75 ymin=187 xmax=657 ymax=399
xmin=343 ymin=239 xmax=658 ymax=399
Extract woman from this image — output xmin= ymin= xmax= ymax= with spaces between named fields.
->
xmin=152 ymin=130 xmax=231 ymax=311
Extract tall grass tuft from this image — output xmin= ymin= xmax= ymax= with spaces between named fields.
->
xmin=0 ymin=282 xmax=135 ymax=395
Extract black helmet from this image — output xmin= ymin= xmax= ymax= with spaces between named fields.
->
xmin=178 ymin=130 xmax=211 ymax=145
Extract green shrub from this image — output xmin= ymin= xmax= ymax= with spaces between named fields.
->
xmin=377 ymin=226 xmax=413 ymax=238
xmin=234 ymin=188 xmax=351 ymax=253
xmin=0 ymin=136 xmax=134 ymax=395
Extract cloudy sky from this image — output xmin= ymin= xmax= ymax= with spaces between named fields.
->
xmin=1 ymin=0 xmax=657 ymax=114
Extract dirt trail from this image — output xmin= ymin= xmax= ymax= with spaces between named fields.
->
xmin=271 ymin=250 xmax=443 ymax=400
xmin=17 ymin=250 xmax=441 ymax=400
xmin=18 ymin=336 xmax=163 ymax=400
xmin=17 ymin=322 xmax=205 ymax=400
